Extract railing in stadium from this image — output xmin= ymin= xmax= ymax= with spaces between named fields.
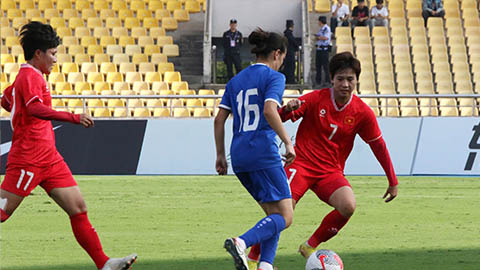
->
xmin=1 ymin=94 xmax=476 ymax=118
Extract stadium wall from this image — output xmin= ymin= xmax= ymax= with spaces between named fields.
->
xmin=1 ymin=118 xmax=479 ymax=176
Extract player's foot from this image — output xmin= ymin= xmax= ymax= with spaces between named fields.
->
xmin=247 ymin=258 xmax=258 ymax=270
xmin=224 ymin=238 xmax=249 ymax=270
xmin=100 ymin=253 xmax=137 ymax=270
xmin=298 ymin=242 xmax=315 ymax=259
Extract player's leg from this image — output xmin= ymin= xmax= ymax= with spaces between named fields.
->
xmin=225 ymin=168 xmax=292 ymax=270
xmin=0 ymin=166 xmax=44 ymax=222
xmin=44 ymin=161 xmax=136 ymax=270
xmin=0 ymin=189 xmax=24 ymax=222
xmin=302 ymin=174 xmax=354 ymax=256
xmin=247 ymin=163 xmax=309 ymax=266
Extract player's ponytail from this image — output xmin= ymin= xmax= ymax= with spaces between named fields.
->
xmin=249 ymin=28 xmax=287 ymax=58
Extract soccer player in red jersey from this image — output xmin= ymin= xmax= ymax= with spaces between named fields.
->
xmin=247 ymin=52 xmax=398 ymax=267
xmin=0 ymin=22 xmax=137 ymax=270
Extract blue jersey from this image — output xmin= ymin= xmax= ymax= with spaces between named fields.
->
xmin=219 ymin=63 xmax=286 ymax=172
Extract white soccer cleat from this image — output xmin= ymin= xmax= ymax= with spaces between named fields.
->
xmin=101 ymin=253 xmax=137 ymax=270
xmin=224 ymin=238 xmax=249 ymax=270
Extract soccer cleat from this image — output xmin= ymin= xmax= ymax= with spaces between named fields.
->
xmin=100 ymin=253 xmax=137 ymax=270
xmin=247 ymin=259 xmax=258 ymax=270
xmin=224 ymin=238 xmax=249 ymax=270
xmin=298 ymin=242 xmax=315 ymax=259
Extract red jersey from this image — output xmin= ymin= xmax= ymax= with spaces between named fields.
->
xmin=283 ymin=88 xmax=382 ymax=176
xmin=6 ymin=64 xmax=63 ymax=167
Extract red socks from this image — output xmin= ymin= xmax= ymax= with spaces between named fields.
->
xmin=307 ymin=210 xmax=350 ymax=248
xmin=1 ymin=209 xmax=10 ymax=222
xmin=70 ymin=212 xmax=109 ymax=269
xmin=248 ymin=243 xmax=261 ymax=261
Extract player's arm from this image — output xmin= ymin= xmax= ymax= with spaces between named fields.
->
xmin=1 ymin=85 xmax=13 ymax=112
xmin=264 ymin=101 xmax=295 ymax=166
xmin=359 ymin=108 xmax=398 ymax=202
xmin=214 ymin=108 xmax=230 ymax=175
xmin=27 ymin=100 xmax=93 ymax=128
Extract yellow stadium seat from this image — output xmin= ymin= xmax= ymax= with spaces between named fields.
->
xmin=87 ymin=17 xmax=103 ymax=29
xmin=173 ymin=9 xmax=190 ymax=22
xmin=62 ymin=62 xmax=79 ymax=73
xmin=93 ymin=108 xmax=111 ymax=117
xmin=133 ymin=108 xmax=151 ymax=117
xmin=125 ymin=17 xmax=141 ymax=29
xmin=156 ymin=35 xmax=173 ymax=47
xmin=99 ymin=9 xmax=116 ymax=19
xmin=397 ymin=80 xmax=416 ymax=94
xmin=144 ymin=45 xmax=161 ymax=55
xmin=56 ymin=27 xmax=73 ymax=38
xmin=81 ymin=9 xmax=97 ymax=19
xmin=81 ymin=62 xmax=98 ymax=73
xmin=55 ymin=82 xmax=73 ymax=93
xmin=163 ymin=44 xmax=179 ymax=57
xmin=152 ymin=81 xmax=170 ymax=92
xmin=113 ymin=108 xmax=129 ymax=117
xmin=113 ymin=82 xmax=131 ymax=92
xmin=11 ymin=18 xmax=28 ymax=29
xmin=151 ymin=53 xmax=168 ymax=64
xmin=416 ymin=80 xmax=435 ymax=94
xmin=314 ymin=0 xmax=330 ymax=12
xmin=185 ymin=0 xmax=201 ymax=13
xmin=133 ymin=82 xmax=151 ymax=92
xmin=144 ymin=72 xmax=162 ymax=83
xmin=67 ymin=72 xmax=85 ymax=83
xmin=162 ymin=17 xmax=178 ymax=30
xmin=125 ymin=45 xmax=142 ymax=56
xmin=75 ymin=0 xmax=90 ymax=10
xmin=107 ymin=98 xmax=125 ymax=108
xmin=106 ymin=45 xmax=123 ymax=55
xmin=118 ymin=9 xmax=134 ymax=19
xmin=63 ymin=9 xmax=79 ymax=20
xmin=94 ymin=82 xmax=111 ymax=93
xmin=74 ymin=53 xmax=91 ymax=63
xmin=142 ymin=17 xmax=159 ymax=29
xmin=25 ymin=9 xmax=42 ymax=19
xmin=131 ymin=27 xmax=148 ymax=38
xmin=4 ymin=36 xmax=19 ymax=47
xmin=118 ymin=63 xmax=136 ymax=73
xmin=193 ymin=108 xmax=210 ymax=117
xmin=166 ymin=0 xmax=182 ymax=12
xmin=456 ymin=81 xmax=473 ymax=94
xmin=137 ymin=9 xmax=153 ymax=20
xmin=112 ymin=54 xmax=130 ymax=64
xmin=19 ymin=0 xmax=34 ymax=10
xmin=81 ymin=36 xmax=98 ymax=47
xmin=100 ymin=62 xmax=117 ymax=74
xmin=153 ymin=108 xmax=170 ymax=117
xmin=86 ymin=72 xmax=104 ymax=83
xmin=99 ymin=36 xmax=116 ymax=46
xmin=436 ymin=80 xmax=454 ymax=94
xmin=93 ymin=0 xmax=109 ymax=11
xmin=173 ymin=107 xmax=190 ymax=117
xmin=155 ymin=9 xmax=171 ymax=19
xmin=106 ymin=72 xmax=123 ymax=83
xmin=132 ymin=54 xmax=149 ymax=64
xmin=50 ymin=17 xmax=67 ymax=29
xmin=118 ymin=36 xmax=135 ymax=46
xmin=49 ymin=72 xmax=66 ymax=83
xmin=145 ymin=99 xmax=164 ymax=108
xmin=111 ymin=0 xmax=127 ymax=11
xmin=105 ymin=17 xmax=122 ymax=29
xmin=172 ymin=81 xmax=189 ymax=92
xmin=75 ymin=82 xmax=92 ymax=92
xmin=1 ymin=0 xmax=16 ymax=10
xmin=131 ymin=0 xmax=147 ymax=10
xmin=138 ymin=63 xmax=156 ymax=74
xmin=125 ymin=72 xmax=143 ymax=84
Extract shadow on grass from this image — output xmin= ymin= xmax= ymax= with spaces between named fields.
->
xmin=3 ymin=248 xmax=479 ymax=270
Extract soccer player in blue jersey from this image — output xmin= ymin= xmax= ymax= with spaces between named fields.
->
xmin=214 ymin=28 xmax=295 ymax=270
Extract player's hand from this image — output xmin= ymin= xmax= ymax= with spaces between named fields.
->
xmin=283 ymin=143 xmax=296 ymax=166
xmin=286 ymin=99 xmax=305 ymax=112
xmin=383 ymin=185 xmax=398 ymax=203
xmin=216 ymin=156 xmax=228 ymax=175
xmin=79 ymin=114 xmax=94 ymax=128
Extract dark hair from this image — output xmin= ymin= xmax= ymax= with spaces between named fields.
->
xmin=357 ymin=0 xmax=365 ymax=3
xmin=248 ymin=28 xmax=287 ymax=57
xmin=329 ymin=52 xmax=361 ymax=79
xmin=318 ymin=16 xmax=327 ymax=24
xmin=20 ymin=21 xmax=60 ymax=60
xmin=376 ymin=0 xmax=383 ymax=4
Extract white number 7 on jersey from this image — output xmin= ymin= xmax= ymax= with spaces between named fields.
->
xmin=16 ymin=169 xmax=34 ymax=191
xmin=328 ymin=124 xmax=338 ymax=140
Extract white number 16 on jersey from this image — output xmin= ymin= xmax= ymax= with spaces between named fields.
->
xmin=236 ymin=88 xmax=260 ymax=132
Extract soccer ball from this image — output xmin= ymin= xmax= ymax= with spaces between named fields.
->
xmin=305 ymin=249 xmax=344 ymax=270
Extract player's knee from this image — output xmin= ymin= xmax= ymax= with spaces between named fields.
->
xmin=338 ymin=201 xmax=356 ymax=218
xmin=282 ymin=212 xmax=293 ymax=228
xmin=1 ymin=209 xmax=11 ymax=223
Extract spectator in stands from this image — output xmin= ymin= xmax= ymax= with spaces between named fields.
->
xmin=283 ymin=19 xmax=300 ymax=84
xmin=351 ymin=0 xmax=370 ymax=29
xmin=330 ymin=0 xmax=350 ymax=35
xmin=315 ymin=16 xmax=332 ymax=87
xmin=222 ymin=19 xmax=243 ymax=80
xmin=370 ymin=0 xmax=389 ymax=28
xmin=422 ymin=0 xmax=445 ymax=26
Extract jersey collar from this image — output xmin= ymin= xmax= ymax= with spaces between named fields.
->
xmin=21 ymin=63 xmax=43 ymax=76
xmin=330 ymin=88 xmax=353 ymax=112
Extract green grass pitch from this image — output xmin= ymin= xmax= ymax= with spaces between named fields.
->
xmin=1 ymin=175 xmax=479 ymax=270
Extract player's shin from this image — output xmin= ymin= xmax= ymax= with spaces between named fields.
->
xmin=239 ymin=214 xmax=286 ymax=248
xmin=259 ymin=232 xmax=280 ymax=267
xmin=70 ymin=211 xmax=109 ymax=269
xmin=307 ymin=210 xmax=350 ymax=248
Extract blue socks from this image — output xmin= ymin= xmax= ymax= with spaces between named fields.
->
xmin=239 ymin=213 xmax=286 ymax=248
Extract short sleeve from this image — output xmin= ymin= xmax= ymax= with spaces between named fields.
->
xmin=219 ymin=82 xmax=232 ymax=111
xmin=18 ymin=71 xmax=45 ymax=107
xmin=264 ymin=72 xmax=285 ymax=107
xmin=358 ymin=106 xmax=382 ymax=143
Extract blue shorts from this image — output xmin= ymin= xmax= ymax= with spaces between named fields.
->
xmin=235 ymin=166 xmax=292 ymax=203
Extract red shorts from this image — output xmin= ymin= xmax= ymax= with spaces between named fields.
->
xmin=286 ymin=162 xmax=351 ymax=203
xmin=1 ymin=161 xmax=77 ymax=197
